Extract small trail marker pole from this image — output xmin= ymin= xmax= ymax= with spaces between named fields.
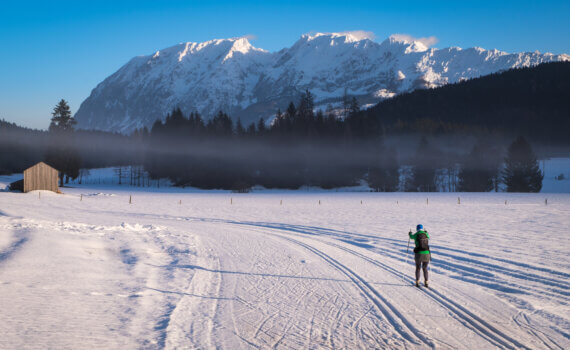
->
xmin=39 ymin=192 xmax=41 ymax=199
xmin=319 ymin=200 xmax=321 ymax=205
xmin=280 ymin=199 xmax=282 ymax=205
xmin=80 ymin=194 xmax=83 ymax=201
xmin=406 ymin=229 xmax=411 ymax=265
xmin=427 ymin=198 xmax=429 ymax=205
xmin=179 ymin=200 xmax=181 ymax=205
xmin=458 ymin=197 xmax=460 ymax=205
xmin=231 ymin=197 xmax=233 ymax=205
xmin=545 ymin=198 xmax=548 ymax=205
xmin=129 ymin=195 xmax=132 ymax=204
xmin=505 ymin=200 xmax=507 ymax=205
xmin=397 ymin=200 xmax=399 ymax=205
xmin=361 ymin=200 xmax=362 ymax=204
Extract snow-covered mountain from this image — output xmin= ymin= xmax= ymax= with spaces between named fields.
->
xmin=75 ymin=32 xmax=569 ymax=133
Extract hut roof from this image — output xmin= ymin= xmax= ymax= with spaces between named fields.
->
xmin=25 ymin=161 xmax=58 ymax=172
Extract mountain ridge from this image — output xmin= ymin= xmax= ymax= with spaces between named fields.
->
xmin=75 ymin=32 xmax=569 ymax=133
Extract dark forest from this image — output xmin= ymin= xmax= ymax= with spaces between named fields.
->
xmin=1 ymin=62 xmax=568 ymax=191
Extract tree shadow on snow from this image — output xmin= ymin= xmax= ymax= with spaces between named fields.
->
xmin=146 ymin=287 xmax=234 ymax=300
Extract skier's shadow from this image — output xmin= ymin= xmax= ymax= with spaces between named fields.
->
xmin=149 ymin=263 xmax=410 ymax=287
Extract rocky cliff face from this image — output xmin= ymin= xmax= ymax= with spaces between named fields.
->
xmin=75 ymin=32 xmax=569 ymax=133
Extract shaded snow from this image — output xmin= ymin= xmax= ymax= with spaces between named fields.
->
xmin=1 ymin=180 xmax=569 ymax=348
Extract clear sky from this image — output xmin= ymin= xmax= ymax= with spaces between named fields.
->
xmin=1 ymin=0 xmax=569 ymax=130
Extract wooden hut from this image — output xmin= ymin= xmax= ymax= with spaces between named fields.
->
xmin=23 ymin=162 xmax=59 ymax=193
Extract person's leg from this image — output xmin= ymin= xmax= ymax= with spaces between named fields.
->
xmin=422 ymin=261 xmax=429 ymax=282
xmin=415 ymin=261 xmax=421 ymax=281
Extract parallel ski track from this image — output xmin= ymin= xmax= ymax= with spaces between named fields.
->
xmin=513 ymin=311 xmax=565 ymax=350
xmin=247 ymin=228 xmax=436 ymax=348
xmin=242 ymin=224 xmax=533 ymax=350
xmin=61 ymin=208 xmax=559 ymax=349
xmin=316 ymin=241 xmax=535 ymax=350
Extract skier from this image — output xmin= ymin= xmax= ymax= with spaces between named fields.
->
xmin=409 ymin=224 xmax=431 ymax=288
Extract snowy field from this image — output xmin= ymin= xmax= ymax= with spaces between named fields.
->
xmin=1 ymin=182 xmax=570 ymax=349
xmin=11 ymin=157 xmax=569 ymax=193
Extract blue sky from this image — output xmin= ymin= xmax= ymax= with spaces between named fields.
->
xmin=1 ymin=0 xmax=569 ymax=130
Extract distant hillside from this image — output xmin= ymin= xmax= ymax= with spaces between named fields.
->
xmin=357 ymin=62 xmax=570 ymax=143
xmin=74 ymin=32 xmax=568 ymax=134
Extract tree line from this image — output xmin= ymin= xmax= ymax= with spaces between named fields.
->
xmin=354 ymin=61 xmax=570 ymax=143
xmin=3 ymin=62 xmax=561 ymax=192
xmin=0 ymin=101 xmax=142 ymax=181
xmin=142 ymin=90 xmax=543 ymax=192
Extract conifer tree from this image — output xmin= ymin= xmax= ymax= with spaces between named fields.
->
xmin=235 ymin=118 xmax=245 ymax=136
xmin=349 ymin=96 xmax=360 ymax=116
xmin=45 ymin=99 xmax=81 ymax=186
xmin=369 ymin=148 xmax=399 ymax=191
xmin=409 ymin=136 xmax=437 ymax=192
xmin=49 ymin=99 xmax=76 ymax=132
xmin=286 ymin=102 xmax=297 ymax=119
xmin=298 ymin=90 xmax=315 ymax=120
xmin=246 ymin=122 xmax=256 ymax=136
xmin=458 ymin=143 xmax=500 ymax=192
xmin=502 ymin=136 xmax=543 ymax=192
xmin=257 ymin=117 xmax=266 ymax=135
xmin=342 ymin=88 xmax=350 ymax=119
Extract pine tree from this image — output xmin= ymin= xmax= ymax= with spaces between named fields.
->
xmin=502 ymin=136 xmax=543 ymax=192
xmin=368 ymin=148 xmax=399 ymax=192
xmin=49 ymin=99 xmax=76 ymax=132
xmin=257 ymin=117 xmax=266 ymax=135
xmin=458 ymin=143 xmax=500 ymax=192
xmin=235 ymin=118 xmax=245 ymax=136
xmin=45 ymin=99 xmax=81 ymax=186
xmin=207 ymin=111 xmax=233 ymax=136
xmin=342 ymin=88 xmax=350 ymax=119
xmin=349 ymin=96 xmax=360 ymax=116
xmin=298 ymin=89 xmax=315 ymax=120
xmin=286 ymin=102 xmax=297 ymax=119
xmin=246 ymin=122 xmax=256 ymax=136
xmin=409 ymin=136 xmax=437 ymax=192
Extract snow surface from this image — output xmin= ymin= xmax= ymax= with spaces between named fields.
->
xmin=18 ymin=156 xmax=570 ymax=194
xmin=541 ymin=158 xmax=570 ymax=193
xmin=74 ymin=33 xmax=570 ymax=133
xmin=1 ymin=183 xmax=569 ymax=348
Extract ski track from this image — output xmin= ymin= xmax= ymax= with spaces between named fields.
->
xmin=228 ymin=220 xmax=570 ymax=307
xmin=1 ymin=190 xmax=569 ymax=349
xmin=202 ymin=217 xmax=567 ymax=349
xmin=239 ymin=221 xmax=567 ymax=349
xmin=114 ymin=211 xmax=569 ymax=300
xmin=237 ymin=223 xmax=525 ymax=349
xmin=275 ymin=234 xmax=432 ymax=347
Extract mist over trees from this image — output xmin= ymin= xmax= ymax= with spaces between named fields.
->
xmin=143 ymin=90 xmax=397 ymax=190
xmin=45 ymin=99 xmax=81 ymax=186
xmin=2 ymin=62 xmax=568 ymax=192
xmin=408 ymin=137 xmax=438 ymax=192
xmin=502 ymin=136 xmax=544 ymax=192
xmin=0 ymin=120 xmax=141 ymax=178
xmin=458 ymin=143 xmax=501 ymax=192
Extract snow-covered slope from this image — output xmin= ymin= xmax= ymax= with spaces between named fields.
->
xmin=1 ymin=187 xmax=569 ymax=348
xmin=75 ymin=32 xmax=570 ymax=133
